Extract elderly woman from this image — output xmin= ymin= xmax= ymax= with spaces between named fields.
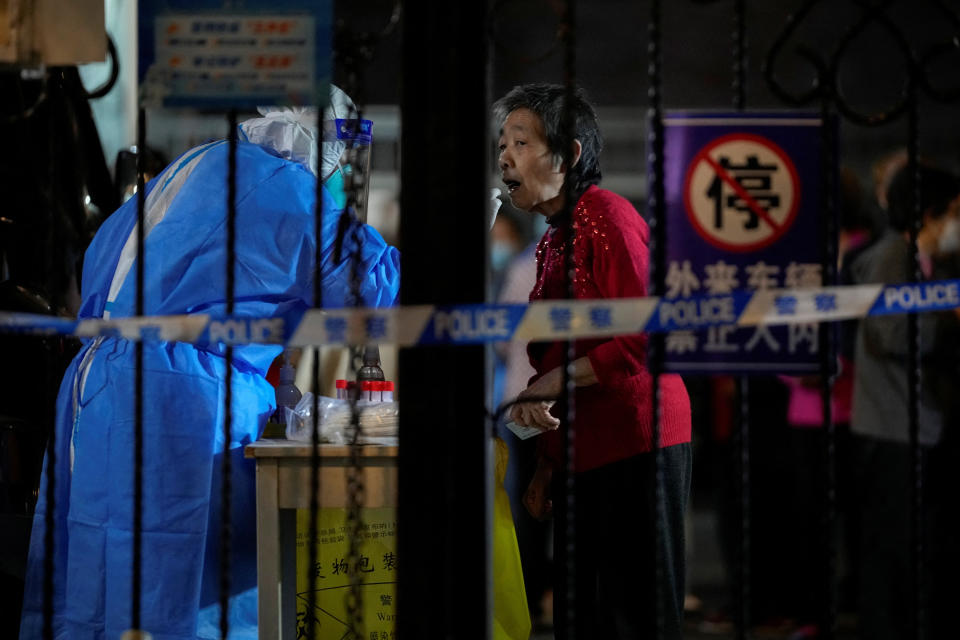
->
xmin=496 ymin=83 xmax=691 ymax=639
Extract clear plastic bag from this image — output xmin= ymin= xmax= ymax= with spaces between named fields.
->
xmin=284 ymin=392 xmax=399 ymax=445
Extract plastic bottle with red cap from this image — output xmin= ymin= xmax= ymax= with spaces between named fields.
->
xmin=360 ymin=380 xmax=374 ymax=402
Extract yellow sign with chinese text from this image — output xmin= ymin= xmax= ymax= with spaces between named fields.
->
xmin=295 ymin=507 xmax=397 ymax=639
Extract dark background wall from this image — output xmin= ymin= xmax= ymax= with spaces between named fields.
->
xmin=340 ymin=0 xmax=960 ymax=189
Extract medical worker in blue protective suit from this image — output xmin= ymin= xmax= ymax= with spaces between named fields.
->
xmin=19 ymin=86 xmax=399 ymax=640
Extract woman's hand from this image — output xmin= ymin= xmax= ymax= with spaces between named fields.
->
xmin=524 ymin=463 xmax=554 ymax=520
xmin=509 ymin=368 xmax=562 ymax=431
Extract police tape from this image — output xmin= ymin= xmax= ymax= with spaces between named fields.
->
xmin=2 ymin=279 xmax=959 ymax=347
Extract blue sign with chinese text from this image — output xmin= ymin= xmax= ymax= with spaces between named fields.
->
xmin=138 ymin=0 xmax=330 ymax=108
xmin=658 ymin=112 xmax=825 ymax=374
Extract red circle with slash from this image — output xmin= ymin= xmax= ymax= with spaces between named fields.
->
xmin=682 ymin=133 xmax=801 ymax=252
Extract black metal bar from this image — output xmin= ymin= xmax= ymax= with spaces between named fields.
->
xmin=41 ymin=88 xmax=58 ymax=637
xmin=41 ymin=337 xmax=56 ymax=640
xmin=307 ymin=104 xmax=324 ymax=640
xmin=906 ymin=92 xmax=924 ymax=640
xmin=818 ymin=96 xmax=838 ymax=640
xmin=132 ymin=105 xmax=147 ymax=633
xmin=219 ymin=108 xmax=238 ymax=640
xmin=307 ymin=343 xmax=320 ymax=640
xmin=648 ymin=1 xmax=667 ymax=638
xmin=43 ymin=363 xmax=56 ymax=640
xmin=36 ymin=69 xmax=58 ymax=640
xmin=731 ymin=1 xmax=751 ymax=637
xmin=733 ymin=0 xmax=746 ymax=111
xmin=734 ymin=377 xmax=751 ymax=640
xmin=557 ymin=0 xmax=578 ymax=638
xmin=397 ymin=1 xmax=489 ymax=637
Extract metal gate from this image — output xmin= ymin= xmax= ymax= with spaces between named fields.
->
xmin=2 ymin=2 xmax=959 ymax=640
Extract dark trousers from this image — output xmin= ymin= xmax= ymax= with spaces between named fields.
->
xmin=851 ymin=432 xmax=960 ymax=640
xmin=552 ymin=443 xmax=692 ymax=640
xmin=786 ymin=424 xmax=860 ymax=623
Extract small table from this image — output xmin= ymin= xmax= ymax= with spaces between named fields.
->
xmin=244 ymin=440 xmax=398 ymax=640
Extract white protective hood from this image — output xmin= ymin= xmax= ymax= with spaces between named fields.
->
xmin=238 ymin=84 xmax=357 ymax=180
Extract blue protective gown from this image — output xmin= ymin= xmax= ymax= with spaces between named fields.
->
xmin=19 ymin=139 xmax=399 ymax=640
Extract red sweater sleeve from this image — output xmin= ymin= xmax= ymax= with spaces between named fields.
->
xmin=578 ymin=192 xmax=651 ymax=386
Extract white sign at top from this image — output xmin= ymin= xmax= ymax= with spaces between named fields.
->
xmin=138 ymin=1 xmax=331 ymax=109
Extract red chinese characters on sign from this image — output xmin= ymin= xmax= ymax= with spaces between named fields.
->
xmin=248 ymin=20 xmax=293 ymax=34
xmin=253 ymin=54 xmax=295 ymax=69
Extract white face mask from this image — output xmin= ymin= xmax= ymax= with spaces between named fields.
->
xmin=937 ymin=216 xmax=960 ymax=254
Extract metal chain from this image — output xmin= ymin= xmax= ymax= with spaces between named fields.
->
xmin=305 ymin=7 xmax=399 ymax=634
xmin=343 ymin=342 xmax=366 ymax=639
xmin=558 ymin=1 xmax=577 ymax=636
xmin=339 ymin=43 xmax=376 ymax=640
xmin=906 ymin=93 xmax=924 ymax=640
xmin=818 ymin=91 xmax=839 ymax=640
xmin=333 ymin=12 xmax=407 ymax=639
xmin=731 ymin=2 xmax=752 ymax=637
xmin=342 ymin=96 xmax=369 ymax=640
xmin=648 ymin=2 xmax=668 ymax=639
xmin=733 ymin=0 xmax=747 ymax=111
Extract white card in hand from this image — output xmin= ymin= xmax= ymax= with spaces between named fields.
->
xmin=505 ymin=420 xmax=544 ymax=440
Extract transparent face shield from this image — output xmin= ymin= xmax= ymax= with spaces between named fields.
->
xmin=322 ymin=117 xmax=373 ymax=222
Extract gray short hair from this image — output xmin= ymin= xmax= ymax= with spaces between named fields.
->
xmin=493 ymin=83 xmax=603 ymax=194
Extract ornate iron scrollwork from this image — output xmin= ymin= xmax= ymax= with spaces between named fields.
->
xmin=763 ymin=0 xmax=960 ymax=123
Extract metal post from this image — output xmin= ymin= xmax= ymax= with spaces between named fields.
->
xmin=131 ymin=105 xmax=147 ymax=635
xmin=731 ymin=1 xmax=751 ymax=636
xmin=648 ymin=1 xmax=667 ymax=638
xmin=818 ymin=96 xmax=838 ymax=640
xmin=558 ymin=1 xmax=578 ymax=637
xmin=733 ymin=377 xmax=750 ymax=639
xmin=219 ymin=108 xmax=239 ymax=640
xmin=906 ymin=93 xmax=924 ymax=640
xmin=397 ymin=1 xmax=490 ymax=637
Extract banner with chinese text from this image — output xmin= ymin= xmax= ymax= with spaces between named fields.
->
xmin=659 ymin=112 xmax=826 ymax=373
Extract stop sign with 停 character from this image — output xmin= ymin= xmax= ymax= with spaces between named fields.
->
xmin=656 ymin=112 xmax=826 ymax=374
xmin=684 ymin=133 xmax=800 ymax=252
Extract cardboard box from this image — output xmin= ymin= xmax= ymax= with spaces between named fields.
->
xmin=0 ymin=0 xmax=105 ymax=65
